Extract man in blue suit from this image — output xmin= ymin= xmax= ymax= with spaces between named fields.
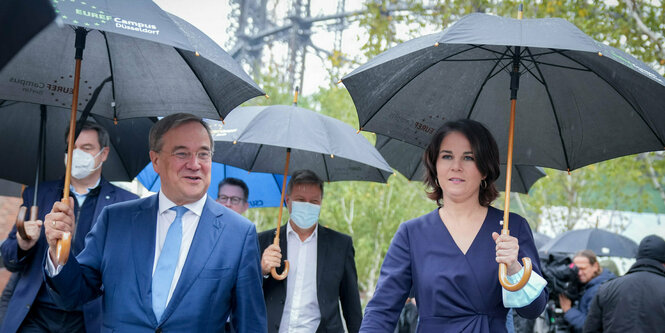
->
xmin=42 ymin=113 xmax=267 ymax=332
xmin=1 ymin=121 xmax=138 ymax=333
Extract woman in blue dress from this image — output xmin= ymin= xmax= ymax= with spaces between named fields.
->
xmin=361 ymin=119 xmax=548 ymax=332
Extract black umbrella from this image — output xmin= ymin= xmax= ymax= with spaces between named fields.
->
xmin=0 ymin=179 xmax=24 ymax=198
xmin=213 ymin=99 xmax=393 ymax=280
xmin=342 ymin=9 xmax=665 ymax=291
xmin=0 ymin=0 xmax=263 ymax=264
xmin=0 ymin=0 xmax=55 ymax=71
xmin=0 ymin=101 xmax=154 ymax=249
xmin=375 ymin=135 xmax=545 ymax=194
xmin=540 ymin=228 xmax=638 ymax=258
xmin=532 ymin=232 xmax=552 ymax=251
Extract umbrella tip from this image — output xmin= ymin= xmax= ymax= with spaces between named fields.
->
xmin=567 ymin=168 xmax=571 ymax=175
xmin=265 ymin=94 xmax=270 ymax=99
xmin=337 ymin=79 xmax=342 ymax=84
xmin=233 ymin=140 xmax=237 ymax=144
xmin=356 ymin=127 xmax=363 ymax=134
xmin=113 ymin=117 xmax=118 ymax=125
xmin=598 ymin=52 xmax=603 ymax=57
xmin=434 ymin=42 xmax=439 ymax=47
xmin=220 ymin=117 xmax=225 ymax=125
xmin=330 ymin=154 xmax=334 ymax=158
xmin=518 ymin=4 xmax=523 ymax=19
xmin=195 ymin=51 xmax=200 ymax=56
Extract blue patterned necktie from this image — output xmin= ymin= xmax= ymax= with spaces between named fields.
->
xmin=152 ymin=206 xmax=187 ymax=321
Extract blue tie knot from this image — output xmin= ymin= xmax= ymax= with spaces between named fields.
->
xmin=170 ymin=206 xmax=188 ymax=219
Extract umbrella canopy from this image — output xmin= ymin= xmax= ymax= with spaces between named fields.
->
xmin=136 ymin=162 xmax=288 ymax=209
xmin=375 ymin=135 xmax=546 ymax=194
xmin=0 ymin=101 xmax=154 ymax=184
xmin=532 ymin=232 xmax=553 ymax=250
xmin=0 ymin=0 xmax=263 ymax=120
xmin=540 ymin=228 xmax=638 ymax=258
xmin=212 ymin=105 xmax=394 ymax=183
xmin=0 ymin=0 xmax=55 ymax=71
xmin=342 ymin=13 xmax=665 ymax=172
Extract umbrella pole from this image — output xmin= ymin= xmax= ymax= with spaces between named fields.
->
xmin=15 ymin=105 xmax=47 ymax=240
xmin=498 ymin=40 xmax=532 ymax=292
xmin=57 ymin=27 xmax=88 ymax=266
xmin=271 ymin=148 xmax=291 ymax=280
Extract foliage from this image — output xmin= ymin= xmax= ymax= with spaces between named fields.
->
xmin=239 ymin=0 xmax=664 ymax=301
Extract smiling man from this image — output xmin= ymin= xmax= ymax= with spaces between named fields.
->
xmin=42 ymin=113 xmax=267 ymax=332
xmin=217 ymin=178 xmax=250 ymax=215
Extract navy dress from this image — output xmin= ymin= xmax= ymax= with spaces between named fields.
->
xmin=361 ymin=207 xmax=548 ymax=332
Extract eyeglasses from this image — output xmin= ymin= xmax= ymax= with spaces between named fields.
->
xmin=170 ymin=149 xmax=212 ymax=162
xmin=217 ymin=195 xmax=244 ymax=205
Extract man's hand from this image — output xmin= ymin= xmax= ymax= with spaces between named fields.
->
xmin=44 ymin=199 xmax=75 ymax=264
xmin=261 ymin=244 xmax=282 ymax=275
xmin=492 ymin=232 xmax=522 ymax=275
xmin=17 ymin=220 xmax=43 ymax=251
xmin=559 ymin=294 xmax=572 ymax=312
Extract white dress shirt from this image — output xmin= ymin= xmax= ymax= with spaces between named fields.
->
xmin=47 ymin=191 xmax=207 ymax=309
xmin=279 ymin=221 xmax=320 ymax=333
xmin=153 ymin=191 xmax=206 ymax=306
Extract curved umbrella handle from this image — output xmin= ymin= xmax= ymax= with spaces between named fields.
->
xmin=56 ymin=232 xmax=72 ymax=266
xmin=270 ymin=236 xmax=289 ymax=280
xmin=499 ymin=257 xmax=532 ymax=292
xmin=15 ymin=206 xmax=39 ymax=241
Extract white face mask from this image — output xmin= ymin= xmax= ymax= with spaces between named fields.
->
xmin=289 ymin=201 xmax=321 ymax=229
xmin=64 ymin=148 xmax=104 ymax=180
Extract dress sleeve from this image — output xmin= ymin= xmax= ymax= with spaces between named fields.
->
xmin=360 ymin=223 xmax=412 ymax=332
xmin=510 ymin=215 xmax=549 ymax=319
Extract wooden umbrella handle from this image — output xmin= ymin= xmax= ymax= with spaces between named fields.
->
xmin=15 ymin=206 xmax=39 ymax=241
xmin=270 ymin=148 xmax=291 ymax=280
xmin=55 ymin=197 xmax=73 ymax=266
xmin=497 ymin=229 xmax=532 ymax=291
xmin=270 ymin=236 xmax=289 ymax=280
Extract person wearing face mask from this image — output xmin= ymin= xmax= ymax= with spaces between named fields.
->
xmin=258 ymin=169 xmax=362 ymax=333
xmin=0 ymin=121 xmax=138 ymax=333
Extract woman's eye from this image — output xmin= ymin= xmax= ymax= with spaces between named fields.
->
xmin=464 ymin=156 xmax=475 ymax=161
xmin=441 ymin=155 xmax=452 ymax=159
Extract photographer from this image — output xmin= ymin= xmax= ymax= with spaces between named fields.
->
xmin=558 ymin=250 xmax=614 ymax=332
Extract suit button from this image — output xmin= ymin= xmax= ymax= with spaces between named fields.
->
xmin=280 ymin=299 xmax=285 ymax=304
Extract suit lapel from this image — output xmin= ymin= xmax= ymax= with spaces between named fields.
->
xmin=93 ymin=179 xmax=114 ymax=221
xmin=159 ymin=197 xmax=226 ymax=324
xmin=316 ymin=225 xmax=328 ymax=293
xmin=131 ymin=195 xmax=159 ymax=326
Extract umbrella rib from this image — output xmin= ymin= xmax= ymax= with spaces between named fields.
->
xmin=519 ymin=62 xmax=545 ymax=85
xmin=551 ymin=49 xmax=665 ymax=147
xmin=466 ymin=46 xmax=513 ymax=119
xmin=321 ymin=153 xmax=331 ymax=182
xmin=361 ymin=44 xmax=484 ymax=128
xmin=526 ymin=60 xmax=591 ymax=72
xmin=525 ymin=48 xmax=573 ymax=170
xmin=101 ymin=31 xmax=119 ymax=120
xmin=175 ymin=49 xmax=223 ymax=120
xmin=248 ymin=144 xmax=264 ymax=172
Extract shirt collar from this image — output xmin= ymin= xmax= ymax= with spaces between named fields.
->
xmin=286 ymin=220 xmax=318 ymax=242
xmin=69 ymin=177 xmax=102 ymax=196
xmin=158 ymin=191 xmax=207 ymax=217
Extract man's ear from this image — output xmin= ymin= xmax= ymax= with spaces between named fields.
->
xmin=99 ymin=146 xmax=110 ymax=162
xmin=150 ymin=151 xmax=160 ymax=173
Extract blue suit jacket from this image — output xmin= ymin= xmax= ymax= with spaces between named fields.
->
xmin=0 ymin=178 xmax=138 ymax=333
xmin=44 ymin=194 xmax=267 ymax=332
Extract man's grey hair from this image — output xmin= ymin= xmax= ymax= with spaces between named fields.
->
xmin=286 ymin=169 xmax=324 ymax=197
xmin=149 ymin=113 xmax=214 ymax=154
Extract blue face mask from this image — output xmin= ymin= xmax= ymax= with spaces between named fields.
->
xmin=290 ymin=201 xmax=321 ymax=229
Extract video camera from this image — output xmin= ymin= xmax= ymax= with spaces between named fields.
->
xmin=540 ymin=253 xmax=583 ymax=302
xmin=539 ymin=253 xmax=584 ymax=333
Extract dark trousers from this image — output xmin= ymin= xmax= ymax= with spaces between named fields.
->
xmin=19 ymin=303 xmax=85 ymax=333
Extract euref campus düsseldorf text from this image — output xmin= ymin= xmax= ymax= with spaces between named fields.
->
xmin=75 ymin=9 xmax=160 ymax=35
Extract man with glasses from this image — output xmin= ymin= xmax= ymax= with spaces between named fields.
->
xmin=1 ymin=121 xmax=138 ymax=333
xmin=42 ymin=113 xmax=266 ymax=332
xmin=217 ymin=178 xmax=249 ymax=215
